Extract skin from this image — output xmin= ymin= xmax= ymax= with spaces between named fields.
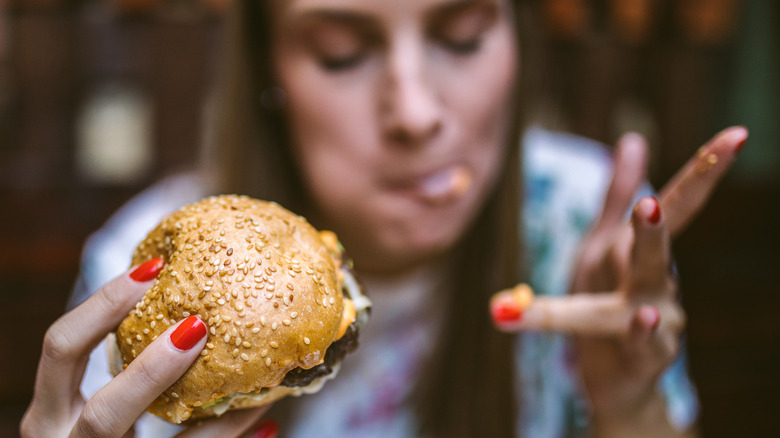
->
xmin=20 ymin=264 xmax=271 ymax=437
xmin=23 ymin=0 xmax=747 ymax=435
xmin=271 ymin=0 xmax=518 ymax=275
xmin=493 ymin=126 xmax=747 ymax=436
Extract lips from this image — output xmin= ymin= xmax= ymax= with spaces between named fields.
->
xmin=385 ymin=164 xmax=473 ymax=206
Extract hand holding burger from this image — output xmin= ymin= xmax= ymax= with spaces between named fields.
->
xmin=21 ymin=195 xmax=369 ymax=437
xmin=110 ymin=195 xmax=370 ymax=423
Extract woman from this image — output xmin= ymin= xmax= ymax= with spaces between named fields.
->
xmin=22 ymin=0 xmax=747 ymax=437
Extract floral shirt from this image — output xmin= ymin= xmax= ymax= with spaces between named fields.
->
xmin=73 ymin=127 xmax=698 ymax=437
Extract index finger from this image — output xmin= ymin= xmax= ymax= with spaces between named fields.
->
xmin=660 ymin=126 xmax=748 ymax=237
xmin=71 ymin=316 xmax=207 ymax=437
xmin=34 ymin=258 xmax=164 ymax=416
xmin=593 ymin=133 xmax=649 ymax=235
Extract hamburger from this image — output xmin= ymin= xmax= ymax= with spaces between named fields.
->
xmin=106 ymin=195 xmax=370 ymax=423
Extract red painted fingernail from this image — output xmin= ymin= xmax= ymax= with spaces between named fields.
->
xmin=255 ymin=420 xmax=279 ymax=438
xmin=170 ymin=316 xmax=207 ymax=351
xmin=734 ymin=137 xmax=747 ymax=155
xmin=647 ymin=198 xmax=661 ymax=225
xmin=492 ymin=302 xmax=523 ymax=323
xmin=130 ymin=258 xmax=164 ymax=282
xmin=641 ymin=305 xmax=661 ymax=330
xmin=649 ymin=309 xmax=660 ymax=330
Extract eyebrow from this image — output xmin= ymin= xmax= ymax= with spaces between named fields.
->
xmin=286 ymin=7 xmax=382 ymax=32
xmin=425 ymin=0 xmax=495 ymax=23
xmin=286 ymin=0 xmax=490 ymax=26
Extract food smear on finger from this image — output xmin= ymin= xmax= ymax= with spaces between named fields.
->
xmin=490 ymin=283 xmax=535 ymax=325
xmin=696 ymin=153 xmax=719 ymax=173
xmin=106 ymin=195 xmax=371 ymax=424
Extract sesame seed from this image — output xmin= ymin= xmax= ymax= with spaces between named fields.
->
xmin=241 ymin=353 xmax=249 ymax=361
xmin=266 ymin=358 xmax=272 ymax=366
xmin=243 ymin=341 xmax=252 ymax=348
xmin=233 ymin=348 xmax=240 ymax=357
xmin=270 ymin=341 xmax=279 ymax=348
xmin=252 ymin=327 xmax=261 ymax=333
xmin=304 ymin=337 xmax=311 ymax=345
xmin=206 ymin=343 xmax=215 ymax=349
xmin=171 ymin=392 xmax=179 ymax=398
xmin=261 ymin=349 xmax=268 ymax=357
xmin=283 ymin=319 xmax=291 ymax=326
xmin=272 ymin=322 xmax=278 ymax=330
xmin=224 ymin=334 xmax=231 ymax=343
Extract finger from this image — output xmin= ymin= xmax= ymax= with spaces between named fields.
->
xmin=492 ymin=292 xmax=633 ymax=337
xmin=623 ymin=305 xmax=664 ymax=374
xmin=623 ymin=305 xmax=682 ymax=379
xmin=628 ymin=197 xmax=671 ymax=293
xmin=660 ymin=126 xmax=748 ymax=237
xmin=593 ymin=133 xmax=649 ymax=235
xmin=176 ymin=408 xmax=273 ymax=438
xmin=35 ymin=258 xmax=164 ymax=416
xmin=71 ymin=316 xmax=207 ymax=438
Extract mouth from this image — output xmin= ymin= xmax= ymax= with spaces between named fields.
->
xmin=384 ymin=165 xmax=473 ymax=206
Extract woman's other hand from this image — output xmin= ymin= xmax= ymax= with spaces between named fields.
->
xmin=20 ymin=258 xmax=271 ymax=438
xmin=491 ymin=126 xmax=747 ymax=436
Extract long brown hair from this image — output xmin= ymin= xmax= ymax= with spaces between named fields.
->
xmin=205 ymin=1 xmax=529 ymax=436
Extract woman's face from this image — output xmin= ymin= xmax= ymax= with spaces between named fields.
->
xmin=270 ymin=0 xmax=518 ymax=275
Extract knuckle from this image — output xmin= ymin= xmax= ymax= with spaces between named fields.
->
xmin=77 ymin=400 xmax=117 ymax=438
xmin=94 ymin=283 xmax=128 ymax=315
xmin=19 ymin=412 xmax=39 ymax=438
xmin=130 ymin=354 xmax=169 ymax=391
xmin=42 ymin=324 xmax=74 ymax=363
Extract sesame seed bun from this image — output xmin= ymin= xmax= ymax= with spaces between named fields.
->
xmin=113 ymin=195 xmax=364 ymax=423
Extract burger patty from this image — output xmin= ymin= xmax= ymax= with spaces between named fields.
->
xmin=280 ymin=323 xmax=360 ymax=387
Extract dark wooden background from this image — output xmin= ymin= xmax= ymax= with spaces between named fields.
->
xmin=2 ymin=0 xmax=778 ymax=437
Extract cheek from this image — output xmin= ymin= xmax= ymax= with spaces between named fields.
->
xmin=277 ymin=62 xmax=380 ymax=197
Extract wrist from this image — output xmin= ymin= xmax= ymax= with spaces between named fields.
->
xmin=591 ymin=389 xmax=671 ymax=438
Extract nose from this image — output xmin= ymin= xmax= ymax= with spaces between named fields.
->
xmin=380 ymin=37 xmax=443 ymax=146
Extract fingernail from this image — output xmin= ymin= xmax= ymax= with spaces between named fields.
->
xmin=130 ymin=258 xmax=164 ymax=282
xmin=492 ymin=301 xmax=524 ymax=324
xmin=640 ymin=305 xmax=661 ymax=330
xmin=646 ymin=197 xmax=661 ymax=225
xmin=170 ymin=316 xmax=207 ymax=351
xmin=734 ymin=137 xmax=747 ymax=156
xmin=255 ymin=420 xmax=279 ymax=438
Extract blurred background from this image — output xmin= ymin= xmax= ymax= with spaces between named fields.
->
xmin=1 ymin=0 xmax=778 ymax=436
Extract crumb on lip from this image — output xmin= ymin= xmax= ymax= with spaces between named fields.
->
xmin=451 ymin=166 xmax=473 ymax=197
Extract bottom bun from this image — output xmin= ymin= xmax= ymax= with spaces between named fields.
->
xmin=185 ymin=363 xmax=340 ymax=422
xmin=106 ymin=332 xmax=339 ymax=423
